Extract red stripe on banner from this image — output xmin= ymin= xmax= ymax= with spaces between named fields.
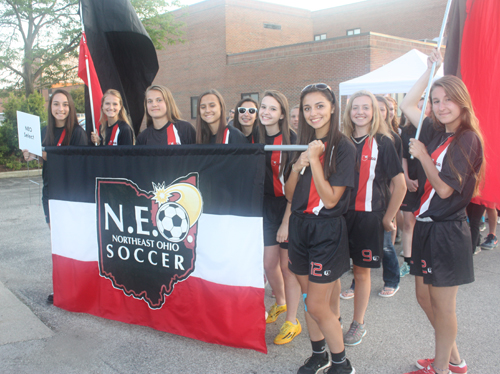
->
xmin=78 ymin=32 xmax=103 ymax=134
xmin=52 ymin=255 xmax=267 ymax=353
xmin=271 ymin=134 xmax=283 ymax=197
xmin=355 ymin=139 xmax=372 ymax=211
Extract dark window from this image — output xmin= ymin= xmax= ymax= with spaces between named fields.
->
xmin=241 ymin=93 xmax=259 ymax=102
xmin=191 ymin=97 xmax=198 ymax=119
xmin=264 ymin=23 xmax=281 ymax=30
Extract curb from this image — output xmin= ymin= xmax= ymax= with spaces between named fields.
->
xmin=0 ymin=169 xmax=42 ymax=179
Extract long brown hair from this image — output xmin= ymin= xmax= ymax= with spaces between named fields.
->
xmin=291 ymin=84 xmax=343 ymax=179
xmin=385 ymin=95 xmax=400 ymax=131
xmin=144 ymin=85 xmax=183 ymax=127
xmin=196 ymin=89 xmax=227 ymax=144
xmin=99 ymin=89 xmax=134 ymax=143
xmin=232 ymin=97 xmax=259 ymax=135
xmin=44 ymin=89 xmax=78 ymax=146
xmin=258 ymin=90 xmax=292 ymax=176
xmin=430 ymin=76 xmax=485 ymax=195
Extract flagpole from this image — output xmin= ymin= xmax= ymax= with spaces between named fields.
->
xmin=413 ymin=0 xmax=453 ymax=151
xmin=79 ymin=2 xmax=97 ymax=138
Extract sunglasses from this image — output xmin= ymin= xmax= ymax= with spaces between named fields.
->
xmin=238 ymin=107 xmax=258 ymax=115
xmin=302 ymin=83 xmax=335 ymax=101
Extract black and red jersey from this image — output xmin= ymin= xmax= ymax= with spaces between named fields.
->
xmin=101 ymin=121 xmax=134 ymax=146
xmin=245 ymin=126 xmax=259 ymax=144
xmin=401 ymin=124 xmax=419 ymax=180
xmin=136 ymin=120 xmax=196 ymax=145
xmin=264 ymin=131 xmax=297 ymax=197
xmin=414 ymin=118 xmax=483 ymax=221
xmin=349 ymin=133 xmax=403 ymax=213
xmin=209 ymin=125 xmax=248 ymax=144
xmin=292 ymin=135 xmax=356 ymax=217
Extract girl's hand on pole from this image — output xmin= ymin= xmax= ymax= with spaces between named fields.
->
xmin=91 ymin=131 xmax=100 ymax=145
xmin=22 ymin=149 xmax=35 ymax=162
xmin=409 ymin=138 xmax=428 ymax=161
xmin=307 ymin=140 xmax=325 ymax=161
xmin=428 ymin=48 xmax=443 ymax=70
xmin=292 ymin=151 xmax=309 ymax=172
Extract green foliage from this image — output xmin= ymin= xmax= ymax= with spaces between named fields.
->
xmin=0 ymin=91 xmax=47 ymax=161
xmin=71 ymin=87 xmax=85 ymax=114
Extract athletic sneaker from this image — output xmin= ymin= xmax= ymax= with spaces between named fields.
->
xmin=274 ymin=319 xmax=301 ymax=345
xmin=404 ymin=365 xmax=449 ymax=374
xmin=473 ymin=246 xmax=482 ymax=255
xmin=480 ymin=234 xmax=498 ymax=250
xmin=479 ymin=221 xmax=486 ymax=232
xmin=343 ymin=321 xmax=366 ymax=346
xmin=416 ymin=358 xmax=467 ymax=374
xmin=297 ymin=352 xmax=330 ymax=374
xmin=265 ymin=303 xmax=286 ymax=324
xmin=325 ymin=358 xmax=355 ymax=374
xmin=400 ymin=262 xmax=410 ymax=277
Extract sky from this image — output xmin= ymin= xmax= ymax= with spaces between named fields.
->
xmin=180 ymin=0 xmax=368 ymax=11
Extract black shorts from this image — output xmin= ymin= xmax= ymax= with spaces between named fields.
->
xmin=400 ymin=191 xmax=419 ymax=212
xmin=345 ymin=210 xmax=384 ymax=268
xmin=263 ymin=195 xmax=287 ymax=248
xmin=288 ymin=213 xmax=350 ymax=284
xmin=410 ymin=220 xmax=474 ymax=287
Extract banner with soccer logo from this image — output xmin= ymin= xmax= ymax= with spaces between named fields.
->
xmin=46 ymin=145 xmax=267 ymax=353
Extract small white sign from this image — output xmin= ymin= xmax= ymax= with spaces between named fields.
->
xmin=17 ymin=111 xmax=42 ymax=157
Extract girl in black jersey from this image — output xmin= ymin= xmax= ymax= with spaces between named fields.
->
xmin=232 ymin=98 xmax=259 ymax=143
xmin=286 ymin=84 xmax=356 ymax=374
xmin=90 ymin=89 xmax=134 ymax=146
xmin=136 ymin=85 xmax=195 ymax=145
xmin=195 ymin=89 xmax=247 ymax=144
xmin=23 ymin=89 xmax=88 ymax=304
xmin=400 ymin=49 xmax=484 ymax=374
xmin=340 ymin=90 xmax=406 ymax=347
xmin=257 ymin=90 xmax=300 ymax=345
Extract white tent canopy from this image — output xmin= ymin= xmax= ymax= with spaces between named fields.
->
xmin=339 ymin=49 xmax=444 ymax=96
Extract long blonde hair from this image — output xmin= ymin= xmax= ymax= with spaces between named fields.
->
xmin=144 ymin=85 xmax=183 ymax=127
xmin=99 ymin=89 xmax=133 ymax=142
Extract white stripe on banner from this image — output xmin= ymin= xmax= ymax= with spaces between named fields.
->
xmin=49 ymin=200 xmax=264 ymax=288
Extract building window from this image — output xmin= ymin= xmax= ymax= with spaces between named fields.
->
xmin=191 ymin=97 xmax=198 ymax=119
xmin=264 ymin=23 xmax=281 ymax=30
xmin=241 ymin=93 xmax=259 ymax=102
xmin=314 ymin=34 xmax=326 ymax=41
xmin=346 ymin=28 xmax=361 ymax=36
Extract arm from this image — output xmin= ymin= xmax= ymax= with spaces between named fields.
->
xmin=400 ymin=48 xmax=442 ymax=128
xmin=284 ymin=151 xmax=309 ymax=201
xmin=383 ymin=172 xmax=406 ymax=231
xmin=402 ymin=158 xmax=418 ymax=192
xmin=409 ymin=138 xmax=453 ymax=199
xmin=276 ymin=201 xmax=291 ymax=243
xmin=308 ymin=140 xmax=346 ymax=209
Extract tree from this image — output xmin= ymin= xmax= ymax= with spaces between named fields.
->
xmin=0 ymin=0 xmax=185 ymax=97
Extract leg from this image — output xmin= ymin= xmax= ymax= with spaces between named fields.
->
xmin=402 ymin=211 xmax=416 ymax=258
xmin=466 ymin=202 xmax=486 ymax=250
xmin=381 ymin=231 xmax=400 ymax=294
xmin=486 ymin=207 xmax=498 ymax=235
xmin=296 ymin=274 xmax=325 ymax=342
xmin=352 ymin=265 xmax=371 ymax=324
xmin=330 ymin=279 xmax=341 ymax=320
xmin=280 ymin=247 xmax=301 ymax=323
xmin=264 ymin=244 xmax=286 ymax=305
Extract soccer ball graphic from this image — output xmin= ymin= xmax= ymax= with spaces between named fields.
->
xmin=156 ymin=202 xmax=190 ymax=242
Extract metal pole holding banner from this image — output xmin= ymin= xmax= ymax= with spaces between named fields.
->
xmin=413 ymin=0 xmax=454 ymax=155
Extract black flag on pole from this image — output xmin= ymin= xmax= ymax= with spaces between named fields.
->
xmin=80 ymin=0 xmax=159 ymax=136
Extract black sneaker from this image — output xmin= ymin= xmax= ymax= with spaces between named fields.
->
xmin=481 ymin=234 xmax=498 ymax=250
xmin=324 ymin=358 xmax=355 ymax=374
xmin=297 ymin=353 xmax=331 ymax=374
xmin=47 ymin=293 xmax=54 ymax=304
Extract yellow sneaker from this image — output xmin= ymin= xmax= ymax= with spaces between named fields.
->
xmin=265 ymin=303 xmax=287 ymax=324
xmin=274 ymin=319 xmax=302 ymax=345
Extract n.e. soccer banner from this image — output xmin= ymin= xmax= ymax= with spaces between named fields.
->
xmin=46 ymin=145 xmax=267 ymax=353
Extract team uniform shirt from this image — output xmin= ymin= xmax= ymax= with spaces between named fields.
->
xmin=100 ymin=121 xmax=134 ymax=146
xmin=209 ymin=125 xmax=248 ymax=144
xmin=348 ymin=133 xmax=403 ymax=213
xmin=291 ymin=136 xmax=356 ymax=218
xmin=391 ymin=130 xmax=403 ymax=161
xmin=413 ymin=117 xmax=483 ymax=222
xmin=400 ymin=124 xmax=419 ymax=211
xmin=136 ymin=120 xmax=195 ymax=145
xmin=245 ymin=126 xmax=259 ymax=144
xmin=264 ymin=131 xmax=297 ymax=197
xmin=41 ymin=125 xmax=88 ymax=223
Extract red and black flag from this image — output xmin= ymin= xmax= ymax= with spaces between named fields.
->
xmin=445 ymin=0 xmax=500 ymax=206
xmin=79 ymin=0 xmax=159 ymax=136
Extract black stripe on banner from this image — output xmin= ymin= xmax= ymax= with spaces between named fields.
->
xmin=46 ymin=144 xmax=265 ymax=217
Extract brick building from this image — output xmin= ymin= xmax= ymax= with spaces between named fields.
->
xmin=153 ymin=0 xmax=448 ymax=122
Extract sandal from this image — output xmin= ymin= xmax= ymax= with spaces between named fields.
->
xmin=378 ymin=286 xmax=400 ymax=298
xmin=340 ymin=288 xmax=354 ymax=300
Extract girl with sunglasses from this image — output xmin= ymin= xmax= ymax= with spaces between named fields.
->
xmin=258 ymin=90 xmax=300 ymax=345
xmin=137 ymin=85 xmax=195 ymax=145
xmin=195 ymin=89 xmax=247 ymax=144
xmin=285 ymin=83 xmax=356 ymax=374
xmin=90 ymin=89 xmax=135 ymax=146
xmin=340 ymin=90 xmax=406 ymax=347
xmin=232 ymin=98 xmax=260 ymax=143
xmin=400 ymin=49 xmax=483 ymax=374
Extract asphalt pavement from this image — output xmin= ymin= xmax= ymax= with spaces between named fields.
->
xmin=1 ymin=175 xmax=499 ymax=374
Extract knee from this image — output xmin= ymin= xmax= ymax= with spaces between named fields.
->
xmin=353 ymin=267 xmax=370 ymax=282
xmin=305 ymin=299 xmax=325 ymax=321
